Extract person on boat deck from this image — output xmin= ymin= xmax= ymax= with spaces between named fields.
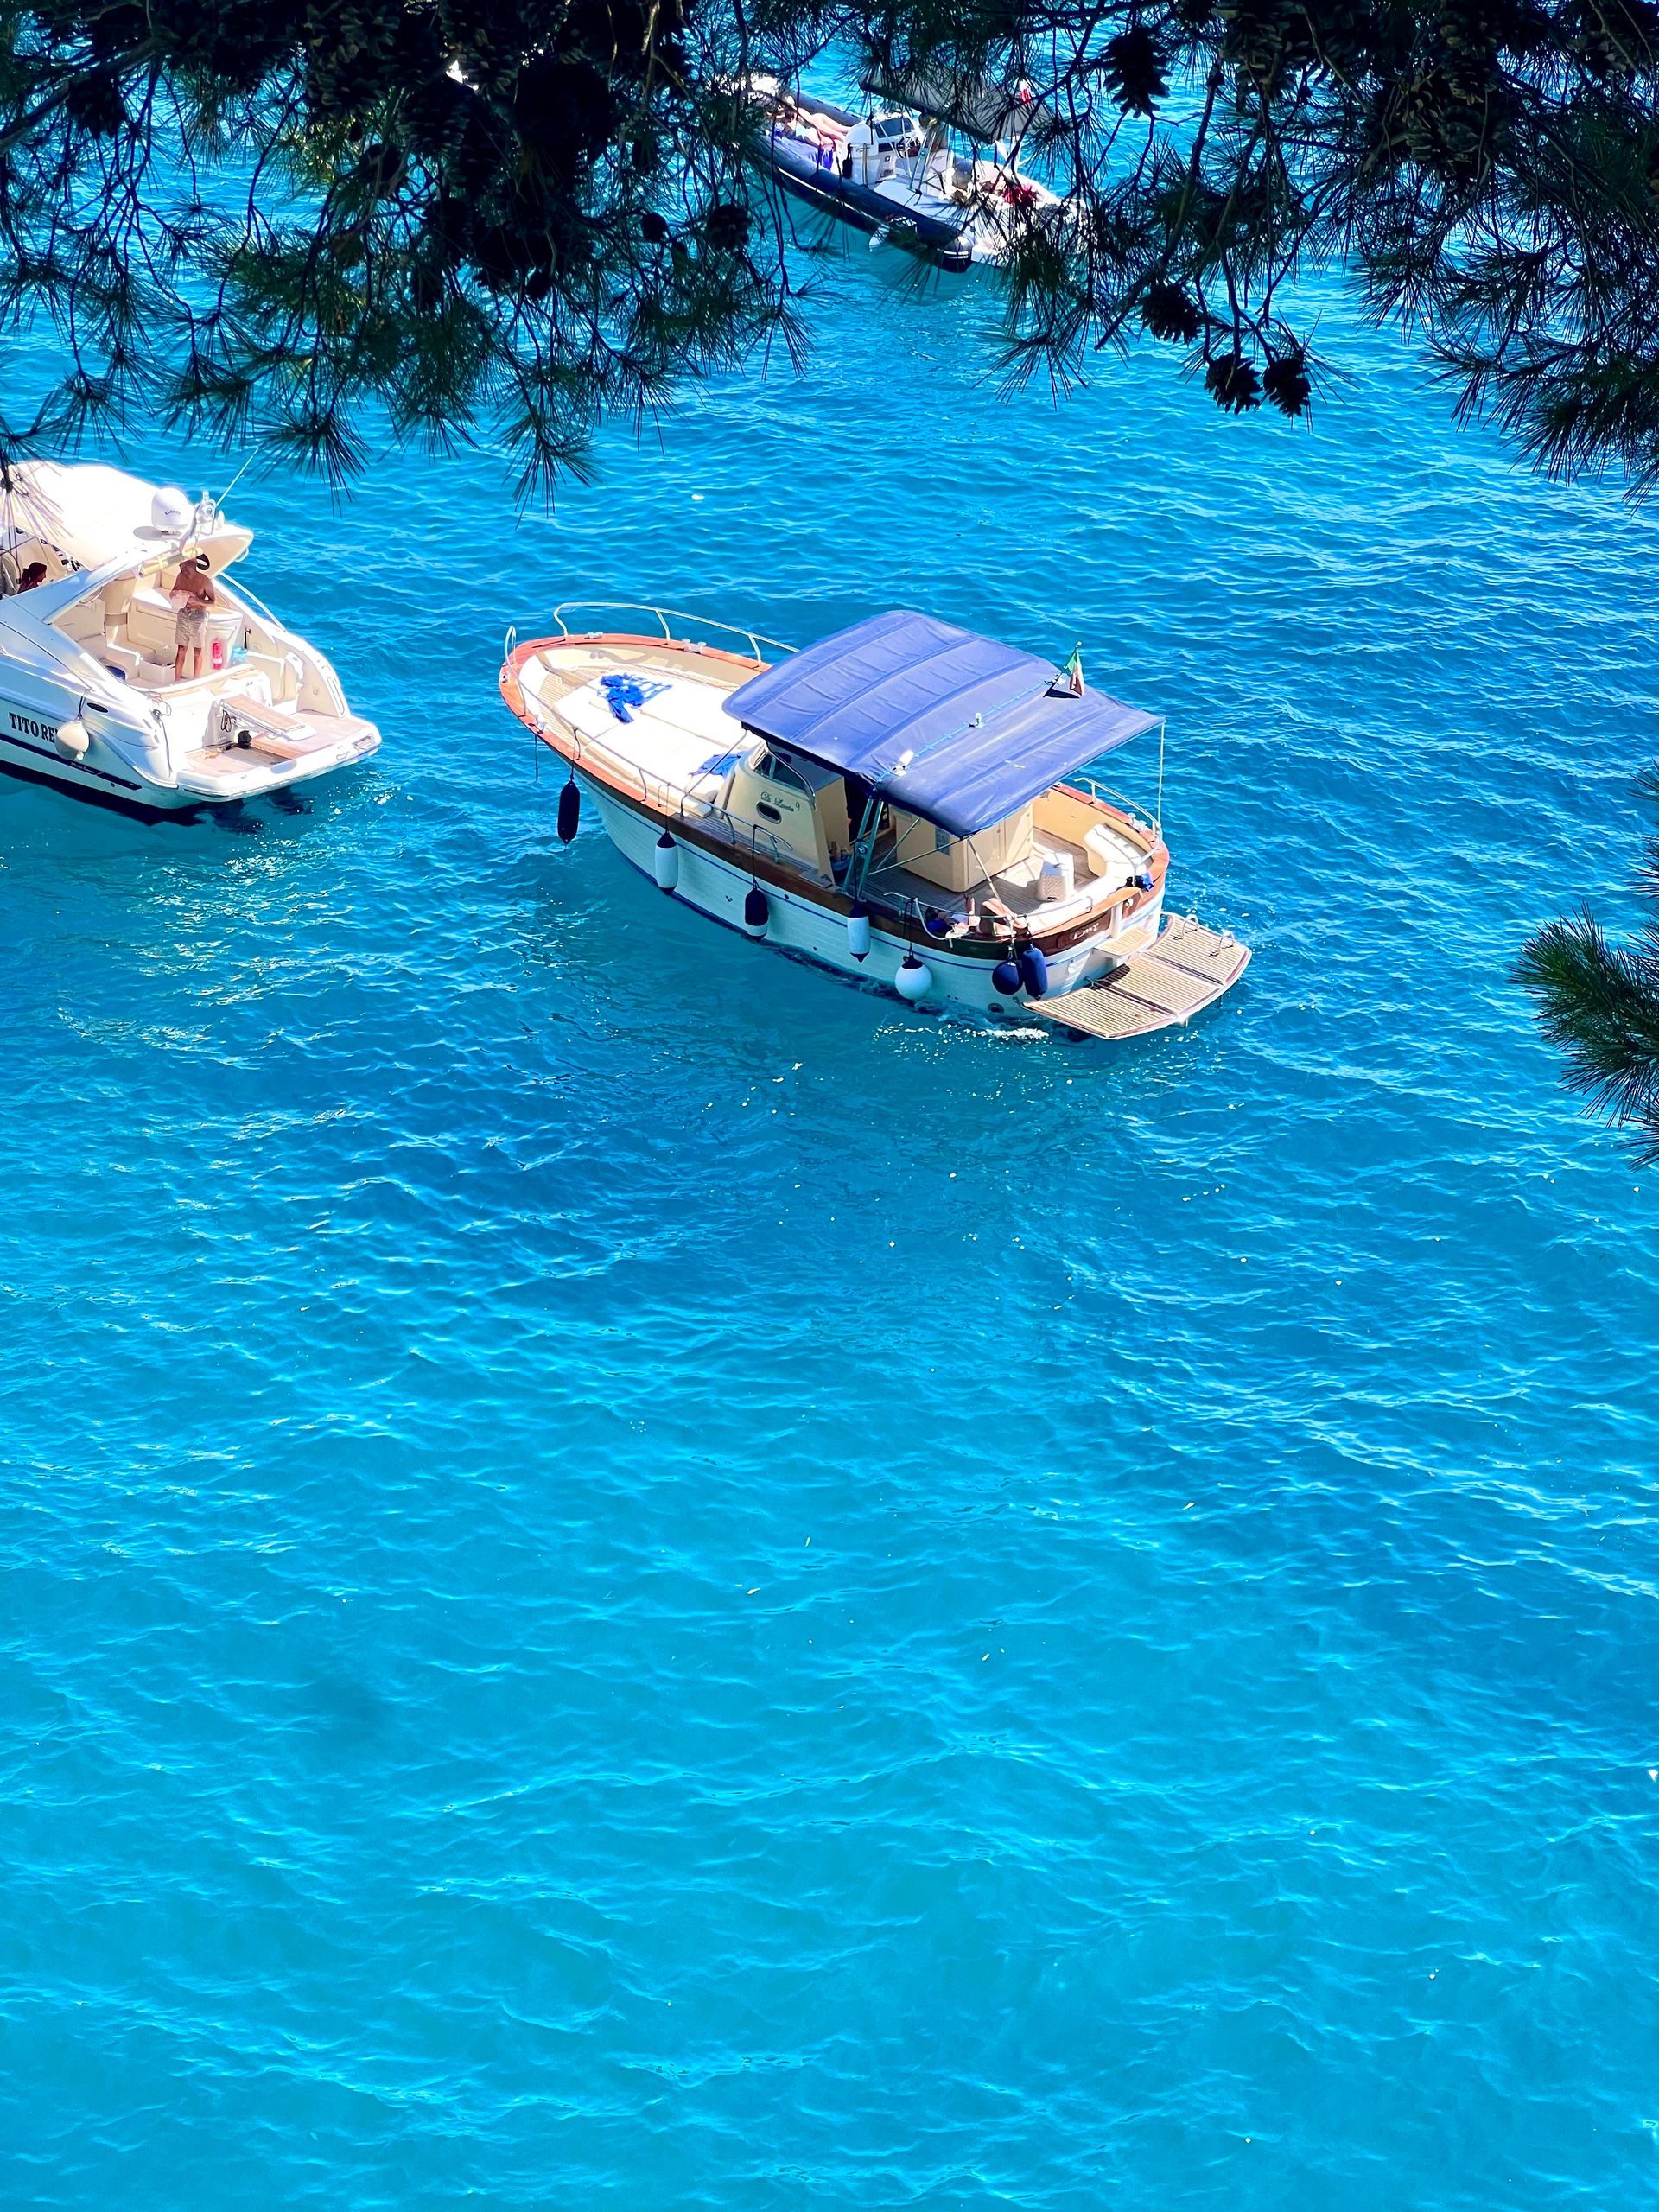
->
xmin=15 ymin=561 xmax=46 ymax=592
xmin=168 ymin=552 xmax=217 ymax=681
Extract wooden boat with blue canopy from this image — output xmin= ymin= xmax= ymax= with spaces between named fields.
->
xmin=499 ymin=604 xmax=1249 ymax=1032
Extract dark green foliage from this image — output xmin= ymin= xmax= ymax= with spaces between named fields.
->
xmin=0 ymin=0 xmax=819 ymax=497
xmin=1518 ymin=918 xmax=1659 ymax=1157
xmin=0 ymin=0 xmax=1655 ymax=493
xmin=858 ymin=0 xmax=1659 ymax=478
xmin=1518 ymin=774 xmax=1659 ymax=1159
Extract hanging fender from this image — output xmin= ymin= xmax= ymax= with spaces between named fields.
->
xmin=1017 ymin=944 xmax=1049 ymax=998
xmin=653 ymin=831 xmax=679 ymax=891
xmin=846 ymin=903 xmax=871 ymax=961
xmin=894 ymin=952 xmax=932 ymax=1001
xmin=556 ymin=778 xmax=581 ymax=844
xmin=743 ymin=886 xmax=770 ymax=937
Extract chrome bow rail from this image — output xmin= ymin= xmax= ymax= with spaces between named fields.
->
xmin=548 ymin=601 xmax=797 ymax=666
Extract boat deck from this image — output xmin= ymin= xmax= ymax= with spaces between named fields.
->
xmin=1020 ymin=918 xmax=1250 ymax=1039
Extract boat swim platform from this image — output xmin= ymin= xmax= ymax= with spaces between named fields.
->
xmin=1020 ymin=917 xmax=1250 ymax=1040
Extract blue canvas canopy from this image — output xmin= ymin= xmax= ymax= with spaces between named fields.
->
xmin=722 ymin=609 xmax=1158 ymax=838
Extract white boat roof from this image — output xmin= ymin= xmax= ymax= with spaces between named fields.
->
xmin=0 ymin=461 xmax=253 ymax=610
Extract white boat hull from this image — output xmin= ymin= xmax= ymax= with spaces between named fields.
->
xmin=0 ymin=696 xmax=377 ymax=814
xmin=0 ymin=459 xmax=380 ymax=817
xmin=589 ymin=779 xmax=1163 ymax=1014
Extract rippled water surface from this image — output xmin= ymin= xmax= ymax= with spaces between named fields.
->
xmin=3 ymin=254 xmax=1658 ymax=2209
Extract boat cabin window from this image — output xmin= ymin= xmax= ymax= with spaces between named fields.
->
xmin=755 ymin=749 xmax=810 ymax=793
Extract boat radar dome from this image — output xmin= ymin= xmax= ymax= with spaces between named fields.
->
xmin=150 ymin=485 xmax=193 ymax=534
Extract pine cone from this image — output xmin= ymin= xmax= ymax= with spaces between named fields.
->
xmin=1141 ymin=280 xmax=1202 ymax=344
xmin=1205 ymin=353 xmax=1262 ymax=411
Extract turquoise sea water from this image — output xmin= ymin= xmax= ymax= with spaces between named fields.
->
xmin=3 ymin=248 xmax=1658 ymax=2209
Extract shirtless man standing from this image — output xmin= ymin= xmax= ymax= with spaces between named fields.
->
xmin=169 ymin=552 xmax=216 ymax=681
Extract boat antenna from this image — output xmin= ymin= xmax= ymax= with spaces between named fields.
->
xmin=211 ymin=454 xmax=256 ymax=511
xmin=1155 ymin=717 xmax=1166 ymax=842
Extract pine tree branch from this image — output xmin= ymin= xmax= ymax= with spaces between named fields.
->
xmin=1517 ymin=904 xmax=1659 ymax=1159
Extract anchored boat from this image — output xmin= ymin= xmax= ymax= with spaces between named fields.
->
xmin=500 ymin=603 xmax=1249 ymax=1033
xmin=0 ymin=461 xmax=379 ymax=816
xmin=748 ymin=69 xmax=1067 ymax=271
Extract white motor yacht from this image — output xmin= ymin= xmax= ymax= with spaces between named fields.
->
xmin=0 ymin=461 xmax=380 ymax=816
xmin=502 ymin=603 xmax=1250 ymax=1039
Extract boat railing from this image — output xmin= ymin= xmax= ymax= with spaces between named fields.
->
xmin=694 ymin=801 xmax=826 ymax=883
xmin=549 ymin=601 xmax=797 ymax=666
xmin=220 ymin=575 xmax=289 ymax=635
xmin=1067 ymin=770 xmax=1160 ymax=844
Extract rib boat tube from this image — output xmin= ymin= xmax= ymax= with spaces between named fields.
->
xmin=745 ymin=76 xmax=1069 ymax=272
xmin=764 ymin=131 xmax=974 ymax=271
xmin=499 ymin=601 xmax=1251 ymax=1033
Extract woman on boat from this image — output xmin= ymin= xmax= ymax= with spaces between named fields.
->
xmin=169 ymin=551 xmax=216 ymax=681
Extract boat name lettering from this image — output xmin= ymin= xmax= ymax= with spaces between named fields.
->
xmin=8 ymin=710 xmax=54 ymax=741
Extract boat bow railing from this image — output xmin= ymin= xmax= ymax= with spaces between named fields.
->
xmin=1067 ymin=769 xmax=1160 ymax=846
xmin=549 ymin=601 xmax=797 ymax=666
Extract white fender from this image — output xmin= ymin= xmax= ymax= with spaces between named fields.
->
xmin=846 ymin=907 xmax=871 ymax=961
xmin=54 ymin=719 xmax=90 ymax=760
xmin=894 ymin=954 xmax=932 ymax=1001
xmin=653 ymin=833 xmax=679 ymax=892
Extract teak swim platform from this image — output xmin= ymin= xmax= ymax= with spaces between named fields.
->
xmin=499 ymin=602 xmax=1250 ymax=1032
xmin=1014 ymin=918 xmax=1251 ymax=1039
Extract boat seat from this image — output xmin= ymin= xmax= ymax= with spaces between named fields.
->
xmin=1084 ymin=821 xmax=1141 ymax=883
